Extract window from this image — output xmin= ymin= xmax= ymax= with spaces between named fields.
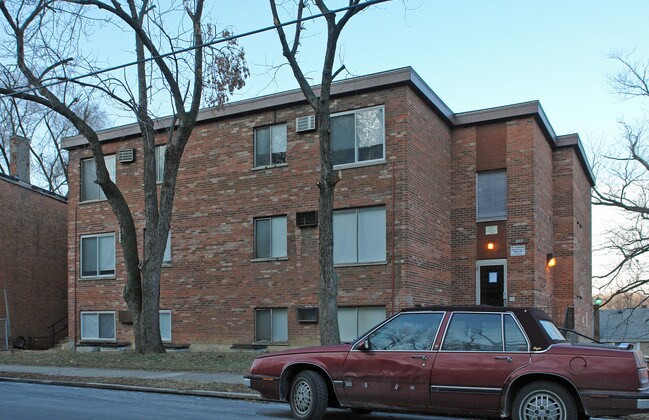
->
xmin=365 ymin=312 xmax=444 ymax=351
xmin=338 ymin=306 xmax=385 ymax=343
xmin=156 ymin=145 xmax=166 ymax=183
xmin=255 ymin=308 xmax=288 ymax=342
xmin=163 ymin=231 xmax=171 ymax=264
xmin=334 ymin=206 xmax=386 ymax=264
xmin=81 ymin=155 xmax=116 ymax=201
xmin=81 ymin=233 xmax=115 ymax=278
xmin=254 ymin=216 xmax=287 ymax=259
xmin=160 ymin=310 xmax=172 ymax=342
xmin=504 ymin=314 xmax=528 ymax=351
xmin=332 ymin=106 xmax=384 ymax=166
xmin=477 ymin=170 xmax=506 ymax=220
xmin=442 ymin=313 xmax=503 ymax=352
xmin=254 ymin=124 xmax=287 ymax=167
xmin=80 ymin=311 xmax=115 ymax=341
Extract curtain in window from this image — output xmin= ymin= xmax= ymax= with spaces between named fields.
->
xmin=81 ymin=159 xmax=97 ymax=201
xmin=477 ymin=171 xmax=507 ymax=219
xmin=98 ymin=236 xmax=115 ymax=275
xmin=358 ymin=207 xmax=386 ymax=263
xmin=163 ymin=231 xmax=172 ymax=263
xmin=333 ymin=210 xmax=357 ymax=263
xmin=271 ymin=124 xmax=287 ymax=164
xmin=356 ymin=108 xmax=384 ymax=162
xmin=81 ymin=314 xmax=98 ymax=339
xmin=271 ymin=217 xmax=287 ymax=258
xmin=271 ymin=309 xmax=288 ymax=341
xmin=156 ymin=145 xmax=166 ymax=182
xmin=159 ymin=312 xmax=172 ymax=341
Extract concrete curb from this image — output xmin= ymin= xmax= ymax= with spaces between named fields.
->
xmin=0 ymin=375 xmax=262 ymax=401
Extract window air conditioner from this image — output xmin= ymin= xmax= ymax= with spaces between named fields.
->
xmin=295 ymin=115 xmax=316 ymax=133
xmin=117 ymin=148 xmax=135 ymax=163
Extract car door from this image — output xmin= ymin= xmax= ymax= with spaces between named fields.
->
xmin=430 ymin=312 xmax=531 ymax=413
xmin=340 ymin=312 xmax=444 ymax=410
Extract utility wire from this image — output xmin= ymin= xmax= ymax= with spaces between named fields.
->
xmin=1 ymin=0 xmax=391 ymax=100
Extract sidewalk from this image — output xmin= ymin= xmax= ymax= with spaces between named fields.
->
xmin=0 ymin=364 xmax=260 ymax=400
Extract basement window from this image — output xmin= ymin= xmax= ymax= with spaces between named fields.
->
xmin=80 ymin=311 xmax=116 ymax=341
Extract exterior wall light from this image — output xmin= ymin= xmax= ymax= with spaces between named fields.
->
xmin=547 ymin=253 xmax=556 ymax=267
xmin=487 ymin=242 xmax=495 ymax=250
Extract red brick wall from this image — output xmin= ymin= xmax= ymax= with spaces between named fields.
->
xmin=68 ymin=85 xmax=453 ymax=347
xmin=553 ymin=147 xmax=592 ymax=333
xmin=0 ymin=177 xmax=67 ymax=344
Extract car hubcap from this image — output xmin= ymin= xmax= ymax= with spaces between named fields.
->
xmin=293 ymin=379 xmax=312 ymax=415
xmin=521 ymin=391 xmax=565 ymax=420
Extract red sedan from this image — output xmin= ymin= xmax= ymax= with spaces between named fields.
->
xmin=245 ymin=306 xmax=649 ymax=419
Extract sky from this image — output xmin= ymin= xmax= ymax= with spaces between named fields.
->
xmin=49 ymin=1 xmax=649 ymax=286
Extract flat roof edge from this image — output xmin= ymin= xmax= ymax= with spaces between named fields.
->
xmin=62 ymin=67 xmax=427 ymax=149
xmin=0 ymin=173 xmax=67 ymax=202
xmin=556 ymin=133 xmax=596 ymax=186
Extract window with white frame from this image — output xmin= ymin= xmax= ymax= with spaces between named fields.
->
xmin=159 ymin=310 xmax=172 ymax=342
xmin=254 ymin=123 xmax=287 ymax=167
xmin=255 ymin=308 xmax=288 ymax=342
xmin=163 ymin=231 xmax=171 ymax=264
xmin=254 ymin=216 xmax=287 ymax=259
xmin=156 ymin=145 xmax=166 ymax=183
xmin=477 ymin=170 xmax=507 ymax=220
xmin=338 ymin=306 xmax=386 ymax=343
xmin=332 ymin=106 xmax=384 ymax=166
xmin=80 ymin=311 xmax=116 ymax=341
xmin=81 ymin=155 xmax=116 ymax=201
xmin=81 ymin=233 xmax=115 ymax=278
xmin=333 ymin=206 xmax=386 ymax=264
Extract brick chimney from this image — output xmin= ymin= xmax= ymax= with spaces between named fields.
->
xmin=9 ymin=135 xmax=30 ymax=183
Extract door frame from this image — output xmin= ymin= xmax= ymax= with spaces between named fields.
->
xmin=475 ymin=259 xmax=507 ymax=306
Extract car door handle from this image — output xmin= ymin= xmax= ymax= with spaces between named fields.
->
xmin=411 ymin=355 xmax=428 ymax=361
xmin=495 ymin=356 xmax=512 ymax=362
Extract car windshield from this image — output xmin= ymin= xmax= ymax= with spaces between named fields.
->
xmin=540 ymin=319 xmax=566 ymax=342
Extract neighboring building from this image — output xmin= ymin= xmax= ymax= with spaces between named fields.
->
xmin=600 ymin=308 xmax=649 ymax=354
xmin=0 ymin=136 xmax=68 ymax=349
xmin=62 ymin=67 xmax=594 ymax=350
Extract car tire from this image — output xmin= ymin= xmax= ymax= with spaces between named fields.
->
xmin=513 ymin=381 xmax=578 ymax=420
xmin=289 ymin=370 xmax=328 ymax=420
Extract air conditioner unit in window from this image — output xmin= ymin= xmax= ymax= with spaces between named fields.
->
xmin=117 ymin=148 xmax=135 ymax=163
xmin=296 ymin=211 xmax=318 ymax=228
xmin=295 ymin=115 xmax=316 ymax=133
xmin=297 ymin=307 xmax=319 ymax=323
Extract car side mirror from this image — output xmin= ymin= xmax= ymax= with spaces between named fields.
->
xmin=357 ymin=339 xmax=370 ymax=351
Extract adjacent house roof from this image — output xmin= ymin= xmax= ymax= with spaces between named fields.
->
xmin=600 ymin=308 xmax=649 ymax=342
xmin=62 ymin=66 xmax=595 ymax=185
xmin=0 ymin=172 xmax=67 ymax=203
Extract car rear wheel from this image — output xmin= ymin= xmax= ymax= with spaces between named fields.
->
xmin=513 ymin=381 xmax=577 ymax=420
xmin=289 ymin=370 xmax=328 ymax=420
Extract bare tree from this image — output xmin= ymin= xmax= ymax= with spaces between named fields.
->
xmin=269 ymin=0 xmax=386 ymax=345
xmin=0 ymin=0 xmax=247 ymax=353
xmin=593 ymin=51 xmax=649 ymax=308
xmin=0 ymin=88 xmax=106 ymax=195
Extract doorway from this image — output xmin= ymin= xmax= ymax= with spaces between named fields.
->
xmin=476 ymin=259 xmax=506 ymax=307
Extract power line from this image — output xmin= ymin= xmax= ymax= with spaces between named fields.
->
xmin=1 ymin=0 xmax=391 ymax=100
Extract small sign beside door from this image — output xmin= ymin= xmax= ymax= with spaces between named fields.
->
xmin=510 ymin=245 xmax=526 ymax=256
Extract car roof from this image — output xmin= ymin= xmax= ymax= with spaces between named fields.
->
xmin=399 ymin=305 xmax=557 ymax=350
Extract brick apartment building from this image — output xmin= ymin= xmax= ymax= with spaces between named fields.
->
xmin=0 ymin=136 xmax=68 ymax=349
xmin=62 ymin=67 xmax=593 ymax=350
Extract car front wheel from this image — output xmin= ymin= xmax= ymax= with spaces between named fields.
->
xmin=289 ymin=370 xmax=328 ymax=420
xmin=513 ymin=381 xmax=578 ymax=420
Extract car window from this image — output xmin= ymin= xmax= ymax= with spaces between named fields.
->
xmin=504 ymin=314 xmax=529 ymax=351
xmin=367 ymin=312 xmax=443 ymax=351
xmin=442 ymin=313 xmax=503 ymax=351
xmin=540 ymin=319 xmax=566 ymax=342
